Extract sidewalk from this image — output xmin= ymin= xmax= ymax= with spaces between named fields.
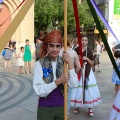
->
xmin=0 ymin=51 xmax=115 ymax=120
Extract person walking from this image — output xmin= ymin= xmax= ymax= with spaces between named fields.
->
xmin=17 ymin=47 xmax=24 ymax=74
xmin=111 ymin=50 xmax=120 ymax=95
xmin=24 ymin=39 xmax=32 ymax=74
xmin=70 ymin=36 xmax=101 ymax=116
xmin=33 ymin=30 xmax=78 ymax=120
xmin=59 ymin=35 xmax=81 ymax=116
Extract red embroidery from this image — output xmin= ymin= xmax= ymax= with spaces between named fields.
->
xmin=71 ymin=98 xmax=101 ymax=104
xmin=112 ymin=104 xmax=120 ymax=113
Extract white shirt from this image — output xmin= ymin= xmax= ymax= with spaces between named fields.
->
xmin=33 ymin=60 xmax=78 ymax=97
xmin=96 ymin=44 xmax=101 ymax=55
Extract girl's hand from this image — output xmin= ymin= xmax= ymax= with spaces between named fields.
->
xmin=82 ymin=56 xmax=88 ymax=61
xmin=55 ymin=73 xmax=70 ymax=86
xmin=62 ymin=52 xmax=72 ymax=64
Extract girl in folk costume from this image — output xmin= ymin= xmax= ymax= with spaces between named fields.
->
xmin=17 ymin=47 xmax=24 ymax=74
xmin=109 ymin=90 xmax=120 ymax=120
xmin=111 ymin=50 xmax=120 ymax=95
xmin=70 ymin=36 xmax=101 ymax=116
xmin=33 ymin=30 xmax=78 ymax=120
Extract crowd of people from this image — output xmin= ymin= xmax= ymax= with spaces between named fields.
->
xmin=1 ymin=30 xmax=120 ymax=120
xmin=1 ymin=39 xmax=32 ymax=74
xmin=32 ymin=30 xmax=106 ymax=120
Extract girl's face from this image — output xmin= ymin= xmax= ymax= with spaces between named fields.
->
xmin=81 ymin=37 xmax=88 ymax=47
xmin=21 ymin=48 xmax=24 ymax=52
xmin=47 ymin=42 xmax=62 ymax=60
xmin=26 ymin=41 xmax=29 ymax=45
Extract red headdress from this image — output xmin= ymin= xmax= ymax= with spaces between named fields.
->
xmin=39 ymin=30 xmax=62 ymax=58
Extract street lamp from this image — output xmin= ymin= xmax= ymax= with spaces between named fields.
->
xmin=55 ymin=19 xmax=59 ymax=30
xmin=52 ymin=19 xmax=59 ymax=30
xmin=0 ymin=2 xmax=4 ymax=12
xmin=80 ymin=24 xmax=84 ymax=33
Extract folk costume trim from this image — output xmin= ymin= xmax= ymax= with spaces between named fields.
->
xmin=71 ymin=97 xmax=101 ymax=104
xmin=78 ymin=83 xmax=97 ymax=89
xmin=112 ymin=104 xmax=120 ymax=113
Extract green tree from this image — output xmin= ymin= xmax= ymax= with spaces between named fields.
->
xmin=34 ymin=0 xmax=95 ymax=36
xmin=34 ymin=0 xmax=64 ymax=35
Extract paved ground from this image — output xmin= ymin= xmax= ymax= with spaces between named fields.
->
xmin=0 ymin=51 xmax=115 ymax=120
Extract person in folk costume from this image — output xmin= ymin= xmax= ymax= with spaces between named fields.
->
xmin=109 ymin=90 xmax=120 ymax=120
xmin=33 ymin=30 xmax=78 ymax=120
xmin=111 ymin=50 xmax=120 ymax=95
xmin=59 ymin=34 xmax=81 ymax=116
xmin=70 ymin=36 xmax=101 ymax=116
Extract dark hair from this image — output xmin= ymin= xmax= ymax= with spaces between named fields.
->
xmin=81 ymin=34 xmax=88 ymax=38
xmin=26 ymin=39 xmax=29 ymax=42
xmin=20 ymin=46 xmax=24 ymax=50
xmin=114 ymin=50 xmax=120 ymax=58
xmin=63 ymin=34 xmax=73 ymax=46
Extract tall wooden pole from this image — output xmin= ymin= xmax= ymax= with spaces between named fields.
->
xmin=64 ymin=0 xmax=67 ymax=120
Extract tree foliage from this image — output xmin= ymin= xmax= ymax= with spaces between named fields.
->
xmin=34 ymin=0 xmax=94 ymax=36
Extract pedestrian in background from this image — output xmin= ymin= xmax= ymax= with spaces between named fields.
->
xmin=17 ymin=47 xmax=24 ymax=74
xmin=94 ymin=40 xmax=101 ymax=72
xmin=111 ymin=50 xmax=120 ymax=95
xmin=11 ymin=38 xmax=17 ymax=59
xmin=3 ymin=40 xmax=14 ymax=70
xmin=33 ymin=30 xmax=78 ymax=120
xmin=35 ymin=37 xmax=43 ymax=61
xmin=72 ymin=37 xmax=79 ymax=50
xmin=101 ymin=41 xmax=104 ymax=52
xmin=24 ymin=39 xmax=32 ymax=74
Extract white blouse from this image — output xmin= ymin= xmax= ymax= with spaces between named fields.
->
xmin=33 ymin=60 xmax=78 ymax=97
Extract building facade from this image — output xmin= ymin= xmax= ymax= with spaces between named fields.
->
xmin=0 ymin=0 xmax=34 ymax=52
xmin=95 ymin=0 xmax=120 ymax=48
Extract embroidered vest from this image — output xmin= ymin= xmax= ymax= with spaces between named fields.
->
xmin=39 ymin=55 xmax=64 ymax=95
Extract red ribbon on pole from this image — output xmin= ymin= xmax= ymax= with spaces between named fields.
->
xmin=72 ymin=0 xmax=83 ymax=80
xmin=0 ymin=0 xmax=25 ymax=26
xmin=72 ymin=0 xmax=83 ymax=61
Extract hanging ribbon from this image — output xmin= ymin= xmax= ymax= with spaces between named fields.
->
xmin=0 ymin=0 xmax=3 ymax=3
xmin=86 ymin=0 xmax=120 ymax=79
xmin=72 ymin=0 xmax=82 ymax=59
xmin=90 ymin=0 xmax=120 ymax=43
xmin=0 ymin=0 xmax=25 ymax=26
